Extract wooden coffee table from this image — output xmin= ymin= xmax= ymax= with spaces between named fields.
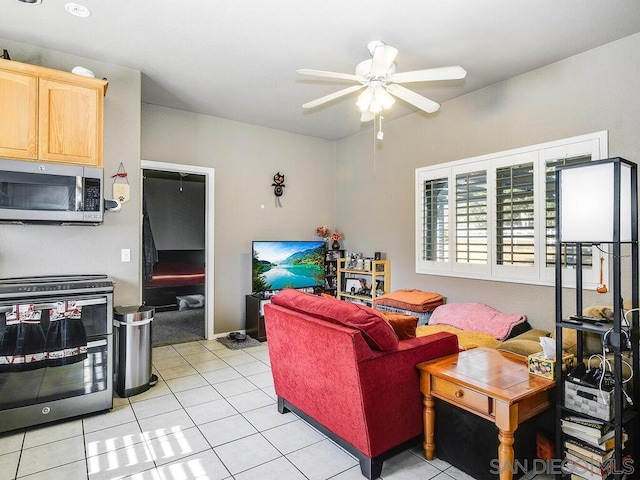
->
xmin=416 ymin=347 xmax=555 ymax=480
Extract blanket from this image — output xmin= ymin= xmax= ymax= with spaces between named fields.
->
xmin=429 ymin=303 xmax=527 ymax=341
xmin=416 ymin=325 xmax=500 ymax=350
xmin=373 ymin=289 xmax=444 ymax=312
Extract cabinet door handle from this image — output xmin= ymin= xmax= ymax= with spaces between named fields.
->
xmin=455 ymin=390 xmax=464 ymax=398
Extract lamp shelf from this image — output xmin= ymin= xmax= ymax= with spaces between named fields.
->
xmin=554 ymin=157 xmax=639 ymax=480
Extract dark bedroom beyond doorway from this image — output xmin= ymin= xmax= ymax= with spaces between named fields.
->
xmin=142 ymin=169 xmax=207 ymax=345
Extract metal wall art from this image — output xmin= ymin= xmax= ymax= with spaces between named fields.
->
xmin=272 ymin=172 xmax=285 ymax=207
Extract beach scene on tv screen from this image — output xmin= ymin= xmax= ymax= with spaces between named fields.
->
xmin=252 ymin=241 xmax=325 ymax=292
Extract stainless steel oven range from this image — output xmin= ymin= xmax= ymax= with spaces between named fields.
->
xmin=0 ymin=275 xmax=113 ymax=433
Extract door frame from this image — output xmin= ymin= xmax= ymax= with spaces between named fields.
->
xmin=141 ymin=160 xmax=215 ymax=339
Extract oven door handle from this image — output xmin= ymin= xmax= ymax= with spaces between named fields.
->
xmin=0 ymin=297 xmax=107 ymax=313
xmin=87 ymin=338 xmax=108 ymax=349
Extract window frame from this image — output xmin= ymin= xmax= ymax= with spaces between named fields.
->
xmin=415 ymin=131 xmax=609 ymax=287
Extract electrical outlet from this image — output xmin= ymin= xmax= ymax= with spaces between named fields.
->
xmin=121 ymin=248 xmax=130 ymax=262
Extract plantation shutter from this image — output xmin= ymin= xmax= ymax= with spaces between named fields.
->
xmin=545 ymin=155 xmax=593 ymax=268
xmin=496 ymin=163 xmax=535 ymax=266
xmin=456 ymin=170 xmax=488 ymax=264
xmin=422 ymin=177 xmax=449 ymax=262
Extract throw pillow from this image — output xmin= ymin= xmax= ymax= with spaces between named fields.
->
xmin=271 ymin=289 xmax=399 ymax=351
xmin=381 ymin=312 xmax=418 ymax=339
xmin=494 ymin=328 xmax=552 ymax=357
xmin=495 ymin=339 xmax=543 ymax=357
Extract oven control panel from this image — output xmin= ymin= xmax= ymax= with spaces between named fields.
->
xmin=0 ymin=275 xmax=114 ymax=299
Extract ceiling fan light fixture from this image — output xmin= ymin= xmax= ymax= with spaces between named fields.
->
xmin=369 ymin=98 xmax=383 ymax=113
xmin=356 ymin=88 xmax=374 ymax=111
xmin=376 ymin=88 xmax=395 ymax=110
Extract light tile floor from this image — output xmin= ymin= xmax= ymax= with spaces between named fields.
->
xmin=0 ymin=339 xmax=555 ymax=480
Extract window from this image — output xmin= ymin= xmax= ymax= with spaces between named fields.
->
xmin=415 ymin=131 xmax=608 ymax=286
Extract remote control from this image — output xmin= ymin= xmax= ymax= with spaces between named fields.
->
xmin=569 ymin=314 xmax=608 ymax=323
xmin=564 ymin=318 xmax=582 ymax=325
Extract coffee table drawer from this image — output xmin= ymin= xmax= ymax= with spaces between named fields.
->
xmin=432 ymin=377 xmax=490 ymax=415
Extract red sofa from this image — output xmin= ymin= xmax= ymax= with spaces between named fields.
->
xmin=264 ymin=289 xmax=458 ymax=479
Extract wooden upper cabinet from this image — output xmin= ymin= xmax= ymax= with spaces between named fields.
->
xmin=0 ymin=68 xmax=38 ymax=159
xmin=0 ymin=59 xmax=107 ymax=167
xmin=39 ymin=79 xmax=104 ymax=165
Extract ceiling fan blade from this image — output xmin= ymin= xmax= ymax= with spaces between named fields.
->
xmin=360 ymin=110 xmax=375 ymax=123
xmin=302 ymin=85 xmax=365 ymax=109
xmin=390 ymin=65 xmax=467 ymax=83
xmin=386 ymin=84 xmax=440 ymax=113
xmin=297 ymin=69 xmax=362 ymax=82
xmin=370 ymin=44 xmax=398 ymax=76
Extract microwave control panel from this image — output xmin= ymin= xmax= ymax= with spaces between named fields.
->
xmin=84 ymin=178 xmax=102 ymax=212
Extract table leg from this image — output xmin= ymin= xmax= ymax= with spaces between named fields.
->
xmin=497 ymin=429 xmax=515 ymax=480
xmin=423 ymin=393 xmax=435 ymax=460
xmin=495 ymin=400 xmax=518 ymax=480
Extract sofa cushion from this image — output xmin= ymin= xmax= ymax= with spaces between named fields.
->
xmin=270 ymin=289 xmax=399 ymax=351
xmin=381 ymin=312 xmax=418 ymax=339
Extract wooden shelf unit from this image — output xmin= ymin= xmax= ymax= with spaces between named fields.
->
xmin=337 ymin=259 xmax=390 ymax=305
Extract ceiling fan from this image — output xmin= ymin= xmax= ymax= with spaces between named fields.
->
xmin=297 ymin=41 xmax=466 ymax=122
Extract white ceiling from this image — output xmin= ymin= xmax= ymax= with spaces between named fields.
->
xmin=4 ymin=0 xmax=640 ymax=141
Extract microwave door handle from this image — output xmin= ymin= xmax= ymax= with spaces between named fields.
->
xmin=76 ymin=176 xmax=83 ymax=211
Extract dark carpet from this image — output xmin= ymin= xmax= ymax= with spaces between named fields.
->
xmin=152 ymin=308 xmax=205 ymax=347
xmin=216 ymin=335 xmax=261 ymax=350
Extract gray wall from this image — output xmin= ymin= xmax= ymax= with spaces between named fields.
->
xmin=141 ymin=105 xmax=337 ymax=333
xmin=144 ymin=176 xmax=205 ymax=250
xmin=335 ymin=33 xmax=640 ymax=332
xmin=0 ymin=39 xmax=142 ymax=307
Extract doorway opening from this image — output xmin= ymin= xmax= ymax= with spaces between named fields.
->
xmin=141 ymin=160 xmax=215 ymax=345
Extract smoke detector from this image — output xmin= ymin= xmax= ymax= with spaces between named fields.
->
xmin=65 ymin=2 xmax=91 ymax=17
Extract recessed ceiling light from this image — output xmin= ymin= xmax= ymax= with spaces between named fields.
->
xmin=64 ymin=2 xmax=91 ymax=17
xmin=17 ymin=0 xmax=42 ymax=4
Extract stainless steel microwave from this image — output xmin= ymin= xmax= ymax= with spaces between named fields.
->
xmin=0 ymin=158 xmax=103 ymax=224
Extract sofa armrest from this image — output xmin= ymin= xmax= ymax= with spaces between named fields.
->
xmin=354 ymin=332 xmax=458 ymax=457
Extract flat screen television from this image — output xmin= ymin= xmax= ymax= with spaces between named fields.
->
xmin=252 ymin=240 xmax=325 ymax=293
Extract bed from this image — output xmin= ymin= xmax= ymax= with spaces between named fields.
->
xmin=143 ymin=250 xmax=205 ymax=309
xmin=146 ymin=262 xmax=205 ymax=287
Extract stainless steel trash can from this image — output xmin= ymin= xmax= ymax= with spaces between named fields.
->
xmin=113 ymin=305 xmax=156 ymax=397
